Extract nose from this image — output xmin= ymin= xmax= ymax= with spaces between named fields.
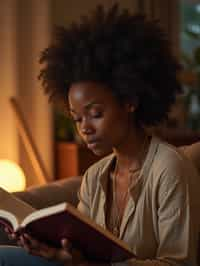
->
xmin=79 ymin=117 xmax=94 ymax=136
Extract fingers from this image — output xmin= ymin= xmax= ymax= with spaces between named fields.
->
xmin=18 ymin=233 xmax=44 ymax=256
xmin=61 ymin=239 xmax=87 ymax=265
xmin=19 ymin=233 xmax=60 ymax=261
xmin=4 ymin=227 xmax=18 ymax=241
xmin=19 ymin=234 xmax=33 ymax=252
xmin=61 ymin=238 xmax=73 ymax=252
xmin=57 ymin=238 xmax=73 ymax=262
xmin=23 ymin=233 xmax=39 ymax=248
xmin=4 ymin=227 xmax=10 ymax=234
xmin=20 ymin=234 xmax=48 ymax=253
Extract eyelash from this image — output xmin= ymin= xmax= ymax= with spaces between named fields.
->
xmin=73 ymin=118 xmax=81 ymax=123
xmin=72 ymin=112 xmax=102 ymax=123
xmin=91 ymin=112 xmax=102 ymax=118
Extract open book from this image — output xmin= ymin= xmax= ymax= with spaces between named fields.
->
xmin=0 ymin=187 xmax=135 ymax=263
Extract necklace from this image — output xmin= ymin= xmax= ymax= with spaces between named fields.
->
xmin=111 ymin=166 xmax=140 ymax=237
xmin=110 ymin=135 xmax=149 ymax=237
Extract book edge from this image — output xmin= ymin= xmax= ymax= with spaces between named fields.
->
xmin=21 ymin=202 xmax=67 ymax=227
xmin=0 ymin=210 xmax=19 ymax=231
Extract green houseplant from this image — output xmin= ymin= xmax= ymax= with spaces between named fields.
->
xmin=54 ymin=109 xmax=76 ymax=142
xmin=182 ymin=45 xmax=200 ymax=130
xmin=181 ymin=2 xmax=200 ymax=130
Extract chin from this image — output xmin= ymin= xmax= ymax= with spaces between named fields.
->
xmin=90 ymin=147 xmax=111 ymax=157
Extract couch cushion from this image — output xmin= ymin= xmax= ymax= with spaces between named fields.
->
xmin=14 ymin=176 xmax=82 ymax=209
xmin=179 ymin=142 xmax=200 ymax=175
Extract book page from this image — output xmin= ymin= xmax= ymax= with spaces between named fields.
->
xmin=22 ymin=202 xmax=67 ymax=227
xmin=0 ymin=187 xmax=35 ymax=230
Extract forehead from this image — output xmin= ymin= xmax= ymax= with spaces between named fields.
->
xmin=68 ymin=81 xmax=117 ymax=109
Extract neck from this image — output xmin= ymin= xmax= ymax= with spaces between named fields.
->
xmin=113 ymin=127 xmax=149 ymax=174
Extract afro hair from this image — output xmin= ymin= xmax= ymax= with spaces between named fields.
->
xmin=39 ymin=4 xmax=182 ymax=127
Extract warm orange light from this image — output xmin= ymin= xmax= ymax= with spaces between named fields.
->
xmin=0 ymin=160 xmax=26 ymax=192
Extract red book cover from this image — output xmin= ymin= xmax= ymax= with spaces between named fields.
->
xmin=24 ymin=203 xmax=135 ymax=263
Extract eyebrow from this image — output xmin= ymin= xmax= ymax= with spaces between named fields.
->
xmin=69 ymin=101 xmax=102 ymax=114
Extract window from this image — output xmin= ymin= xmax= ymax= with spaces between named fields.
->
xmin=181 ymin=0 xmax=200 ymax=57
xmin=180 ymin=0 xmax=200 ymax=130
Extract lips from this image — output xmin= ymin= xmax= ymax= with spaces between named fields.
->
xmin=86 ymin=140 xmax=100 ymax=149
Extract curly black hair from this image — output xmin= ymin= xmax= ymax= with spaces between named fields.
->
xmin=39 ymin=4 xmax=182 ymax=127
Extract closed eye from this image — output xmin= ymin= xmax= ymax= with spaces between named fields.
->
xmin=72 ymin=117 xmax=82 ymax=123
xmin=91 ymin=112 xmax=102 ymax=119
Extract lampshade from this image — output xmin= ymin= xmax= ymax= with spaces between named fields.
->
xmin=0 ymin=160 xmax=26 ymax=192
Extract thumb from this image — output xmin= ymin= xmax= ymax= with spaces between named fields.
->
xmin=61 ymin=238 xmax=72 ymax=252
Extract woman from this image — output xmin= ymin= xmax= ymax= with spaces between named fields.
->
xmin=1 ymin=3 xmax=199 ymax=266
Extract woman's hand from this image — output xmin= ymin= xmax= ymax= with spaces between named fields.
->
xmin=4 ymin=228 xmax=109 ymax=266
xmin=4 ymin=226 xmax=19 ymax=242
xmin=18 ymin=233 xmax=88 ymax=265
xmin=18 ymin=233 xmax=62 ymax=261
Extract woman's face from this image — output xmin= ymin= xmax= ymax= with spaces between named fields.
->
xmin=68 ymin=81 xmax=134 ymax=156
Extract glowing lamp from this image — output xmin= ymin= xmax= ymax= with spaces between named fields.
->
xmin=0 ymin=160 xmax=26 ymax=192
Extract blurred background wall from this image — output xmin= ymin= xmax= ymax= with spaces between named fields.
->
xmin=0 ymin=0 xmax=53 ymax=187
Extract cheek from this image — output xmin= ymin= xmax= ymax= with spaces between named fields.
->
xmin=109 ymin=114 xmax=131 ymax=144
xmin=101 ymin=118 xmax=128 ymax=145
xmin=108 ymin=126 xmax=125 ymax=145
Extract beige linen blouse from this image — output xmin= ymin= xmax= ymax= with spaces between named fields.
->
xmin=77 ymin=136 xmax=200 ymax=266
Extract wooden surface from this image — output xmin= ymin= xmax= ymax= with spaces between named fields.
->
xmin=55 ymin=142 xmax=101 ymax=179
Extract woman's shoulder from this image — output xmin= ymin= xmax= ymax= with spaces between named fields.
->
xmin=151 ymin=137 xmax=200 ymax=210
xmin=151 ymin=136 xmax=199 ymax=183
xmin=154 ymin=137 xmax=191 ymax=167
